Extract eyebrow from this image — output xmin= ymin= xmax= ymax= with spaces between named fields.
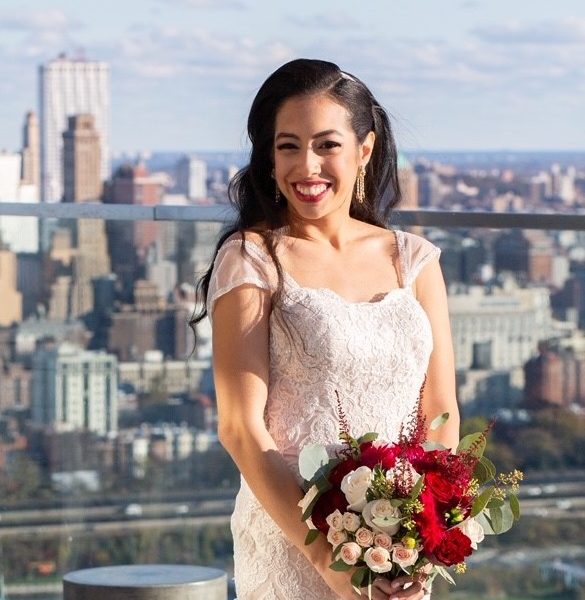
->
xmin=275 ymin=129 xmax=344 ymax=141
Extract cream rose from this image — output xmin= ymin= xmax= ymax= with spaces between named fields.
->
xmin=363 ymin=499 xmax=402 ymax=535
xmin=340 ymin=466 xmax=373 ymax=511
xmin=364 ymin=546 xmax=393 ymax=573
xmin=327 ymin=528 xmax=348 ymax=546
xmin=457 ymin=517 xmax=485 ymax=549
xmin=326 ymin=509 xmax=344 ymax=531
xmin=342 ymin=511 xmax=361 ymax=533
xmin=373 ymin=532 xmax=393 ymax=550
xmin=392 ymin=544 xmax=419 ymax=568
xmin=339 ymin=542 xmax=362 ymax=566
xmin=355 ymin=527 xmax=375 ymax=548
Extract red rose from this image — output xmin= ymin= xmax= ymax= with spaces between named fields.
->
xmin=434 ymin=527 xmax=473 ymax=566
xmin=425 ymin=471 xmax=458 ymax=505
xmin=329 ymin=457 xmax=360 ymax=486
xmin=311 ymin=488 xmax=348 ymax=534
xmin=360 ymin=442 xmax=399 ymax=470
xmin=413 ymin=487 xmax=446 ymax=554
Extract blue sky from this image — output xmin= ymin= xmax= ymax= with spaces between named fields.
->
xmin=1 ymin=0 xmax=584 ymax=153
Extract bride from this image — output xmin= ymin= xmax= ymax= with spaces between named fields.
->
xmin=193 ymin=59 xmax=459 ymax=600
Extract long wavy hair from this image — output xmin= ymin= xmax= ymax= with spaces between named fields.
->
xmin=191 ymin=58 xmax=402 ymax=331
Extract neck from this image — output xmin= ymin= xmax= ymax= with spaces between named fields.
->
xmin=286 ymin=211 xmax=356 ymax=249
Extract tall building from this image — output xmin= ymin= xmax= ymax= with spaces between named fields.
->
xmin=39 ymin=54 xmax=110 ymax=203
xmin=60 ymin=114 xmax=111 ymax=317
xmin=63 ymin=114 xmax=102 ymax=203
xmin=176 ymin=156 xmax=207 ymax=201
xmin=21 ymin=111 xmax=40 ymax=187
xmin=0 ymin=238 xmax=23 ymax=326
xmin=31 ymin=342 xmax=118 ymax=435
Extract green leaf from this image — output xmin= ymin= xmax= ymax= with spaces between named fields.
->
xmin=304 ymin=528 xmax=319 ymax=545
xmin=357 ymin=432 xmax=379 ymax=445
xmin=484 ymin=504 xmax=515 ymax=535
xmin=509 ymin=493 xmax=521 ymax=521
xmin=487 ymin=497 xmax=505 ymax=509
xmin=299 ymin=443 xmax=330 ymax=481
xmin=351 ymin=566 xmax=368 ymax=590
xmin=457 ymin=432 xmax=486 ymax=458
xmin=430 ymin=412 xmax=450 ymax=431
xmin=474 ymin=510 xmax=496 ymax=535
xmin=473 ymin=456 xmax=496 ymax=484
xmin=330 ymin=559 xmax=352 ymax=572
xmin=422 ymin=441 xmax=448 ymax=451
xmin=409 ymin=474 xmax=425 ymax=500
xmin=434 ymin=565 xmax=456 ymax=585
xmin=471 ymin=487 xmax=494 ymax=517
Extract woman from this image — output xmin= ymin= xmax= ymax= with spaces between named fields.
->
xmin=193 ymin=59 xmax=459 ymax=600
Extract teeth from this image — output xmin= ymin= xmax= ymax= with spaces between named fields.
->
xmin=295 ymin=183 xmax=327 ymax=196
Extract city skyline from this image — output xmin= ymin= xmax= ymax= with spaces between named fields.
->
xmin=1 ymin=0 xmax=585 ymax=153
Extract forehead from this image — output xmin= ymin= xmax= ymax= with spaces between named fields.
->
xmin=275 ymin=93 xmax=353 ymax=135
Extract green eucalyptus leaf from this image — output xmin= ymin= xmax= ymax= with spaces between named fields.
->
xmin=457 ymin=431 xmax=486 ymax=459
xmin=409 ymin=474 xmax=425 ymax=500
xmin=299 ymin=444 xmax=330 ymax=482
xmin=434 ymin=565 xmax=456 ymax=585
xmin=330 ymin=559 xmax=352 ymax=572
xmin=471 ymin=487 xmax=494 ymax=517
xmin=422 ymin=441 xmax=448 ymax=451
xmin=357 ymin=432 xmax=379 ymax=445
xmin=430 ymin=412 xmax=450 ymax=431
xmin=494 ymin=503 xmax=515 ymax=534
xmin=351 ymin=566 xmax=368 ymax=589
xmin=372 ymin=516 xmax=402 ymax=528
xmin=474 ymin=456 xmax=496 ymax=484
xmin=304 ymin=529 xmax=319 ymax=545
xmin=475 ymin=510 xmax=497 ymax=535
xmin=509 ymin=493 xmax=521 ymax=521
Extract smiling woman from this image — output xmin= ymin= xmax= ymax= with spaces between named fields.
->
xmin=191 ymin=58 xmax=459 ymax=600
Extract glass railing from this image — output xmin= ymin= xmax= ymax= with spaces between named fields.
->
xmin=0 ymin=202 xmax=584 ymax=600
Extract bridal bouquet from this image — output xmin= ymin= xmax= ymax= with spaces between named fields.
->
xmin=298 ymin=403 xmax=522 ymax=595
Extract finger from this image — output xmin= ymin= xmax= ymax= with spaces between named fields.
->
xmin=389 ymin=580 xmax=424 ymax=599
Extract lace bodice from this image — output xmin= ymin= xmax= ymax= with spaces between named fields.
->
xmin=207 ymin=229 xmax=440 ymax=599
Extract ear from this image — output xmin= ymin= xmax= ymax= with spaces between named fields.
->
xmin=359 ymin=131 xmax=375 ymax=166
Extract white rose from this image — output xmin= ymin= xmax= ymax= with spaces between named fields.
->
xmin=364 ymin=546 xmax=393 ymax=573
xmin=341 ymin=466 xmax=373 ymax=511
xmin=339 ymin=542 xmax=362 ymax=566
xmin=355 ymin=527 xmax=375 ymax=548
xmin=392 ymin=544 xmax=419 ymax=568
xmin=298 ymin=485 xmax=319 ymax=518
xmin=342 ymin=511 xmax=361 ymax=533
xmin=457 ymin=518 xmax=485 ymax=550
xmin=326 ymin=509 xmax=344 ymax=531
xmin=373 ymin=532 xmax=393 ymax=550
xmin=327 ymin=528 xmax=348 ymax=547
xmin=363 ymin=499 xmax=402 ymax=535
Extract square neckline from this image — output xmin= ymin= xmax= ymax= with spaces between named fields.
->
xmin=243 ymin=228 xmax=408 ymax=306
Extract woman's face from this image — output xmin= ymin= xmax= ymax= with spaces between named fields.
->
xmin=273 ymin=93 xmax=374 ymax=224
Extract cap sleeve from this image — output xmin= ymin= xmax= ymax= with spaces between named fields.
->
xmin=206 ymin=236 xmax=276 ymax=324
xmin=396 ymin=230 xmax=441 ymax=287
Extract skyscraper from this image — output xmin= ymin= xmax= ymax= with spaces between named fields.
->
xmin=39 ymin=54 xmax=110 ymax=203
xmin=0 ymin=237 xmax=23 ymax=326
xmin=21 ymin=111 xmax=40 ymax=187
xmin=63 ymin=114 xmax=102 ymax=203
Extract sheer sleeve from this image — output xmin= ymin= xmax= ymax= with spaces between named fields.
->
xmin=206 ymin=236 xmax=276 ymax=325
xmin=396 ymin=230 xmax=441 ymax=287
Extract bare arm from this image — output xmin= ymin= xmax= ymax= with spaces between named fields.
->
xmin=212 ymin=284 xmax=368 ymax=599
xmin=414 ymin=258 xmax=460 ymax=450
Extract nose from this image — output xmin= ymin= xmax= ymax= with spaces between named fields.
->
xmin=297 ymin=147 xmax=321 ymax=176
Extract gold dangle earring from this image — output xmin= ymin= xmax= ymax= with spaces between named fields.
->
xmin=271 ymin=168 xmax=281 ymax=204
xmin=356 ymin=165 xmax=366 ymax=204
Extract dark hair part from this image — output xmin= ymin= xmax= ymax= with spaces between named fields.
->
xmin=191 ymin=58 xmax=402 ymax=332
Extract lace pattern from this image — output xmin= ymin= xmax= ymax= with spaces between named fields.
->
xmin=209 ymin=230 xmax=440 ymax=599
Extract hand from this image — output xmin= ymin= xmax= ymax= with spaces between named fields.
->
xmin=371 ymin=575 xmax=427 ymax=600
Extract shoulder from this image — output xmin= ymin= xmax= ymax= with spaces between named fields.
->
xmin=393 ymin=230 xmax=441 ymax=288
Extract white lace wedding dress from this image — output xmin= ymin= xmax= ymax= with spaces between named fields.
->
xmin=207 ymin=229 xmax=440 ymax=600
